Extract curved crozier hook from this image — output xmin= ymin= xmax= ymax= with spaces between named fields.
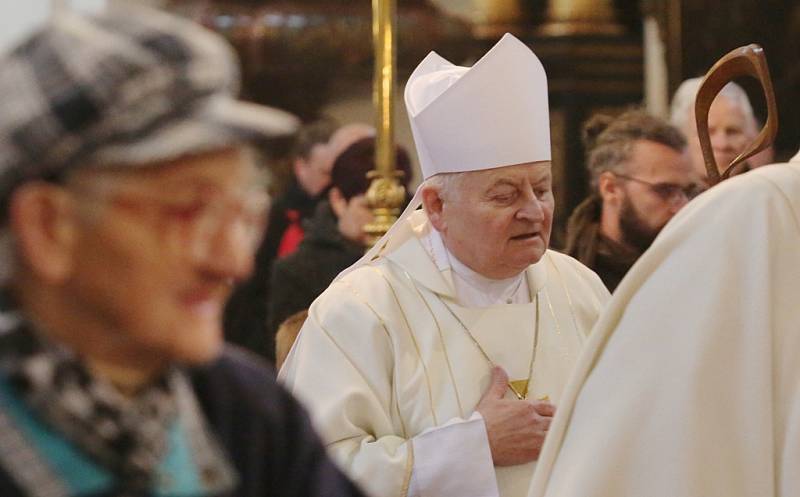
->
xmin=694 ymin=44 xmax=778 ymax=185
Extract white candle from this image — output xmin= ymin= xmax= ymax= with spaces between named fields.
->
xmin=644 ymin=16 xmax=669 ymax=118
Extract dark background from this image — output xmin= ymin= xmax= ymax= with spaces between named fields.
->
xmin=169 ymin=0 xmax=800 ymax=239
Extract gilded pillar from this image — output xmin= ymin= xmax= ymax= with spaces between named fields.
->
xmin=364 ymin=0 xmax=406 ymax=247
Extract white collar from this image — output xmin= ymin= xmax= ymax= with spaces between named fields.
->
xmin=420 ymin=226 xmax=531 ymax=307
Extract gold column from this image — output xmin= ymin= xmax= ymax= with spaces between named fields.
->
xmin=538 ymin=0 xmax=624 ymax=36
xmin=364 ymin=0 xmax=406 ymax=247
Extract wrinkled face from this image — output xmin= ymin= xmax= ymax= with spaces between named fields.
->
xmin=617 ymin=140 xmax=697 ymax=247
xmin=295 ymin=143 xmax=334 ymax=197
xmin=430 ymin=162 xmax=554 ymax=279
xmin=686 ymin=95 xmax=754 ymax=177
xmin=64 ymin=148 xmax=264 ymax=365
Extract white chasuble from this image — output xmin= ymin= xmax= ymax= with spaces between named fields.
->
xmin=528 ymin=158 xmax=800 ymax=497
xmin=279 ymin=210 xmax=609 ymax=497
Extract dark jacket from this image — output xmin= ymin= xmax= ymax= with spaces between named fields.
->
xmin=190 ymin=348 xmax=366 ymax=497
xmin=224 ymin=179 xmax=320 ymax=361
xmin=268 ymin=201 xmax=364 ymax=336
xmin=562 ymin=195 xmax=641 ymax=292
xmin=0 ymin=346 xmax=366 ymax=497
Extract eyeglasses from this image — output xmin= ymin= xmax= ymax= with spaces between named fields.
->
xmin=613 ymin=173 xmax=704 ymax=206
xmin=69 ymin=181 xmax=270 ymax=257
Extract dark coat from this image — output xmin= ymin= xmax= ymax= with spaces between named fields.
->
xmin=190 ymin=347 xmax=366 ymax=497
xmin=224 ymin=180 xmax=320 ymax=361
xmin=267 ymin=201 xmax=364 ymax=337
xmin=562 ymin=195 xmax=641 ymax=292
xmin=0 ymin=346 xmax=366 ymax=497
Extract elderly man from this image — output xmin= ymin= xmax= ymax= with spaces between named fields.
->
xmin=527 ymin=152 xmax=800 ymax=497
xmin=280 ymin=34 xmax=610 ymax=497
xmin=670 ymin=77 xmax=773 ymax=178
xmin=564 ymin=109 xmax=700 ymax=291
xmin=0 ymin=5 xmax=364 ymax=497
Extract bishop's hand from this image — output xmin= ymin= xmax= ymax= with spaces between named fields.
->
xmin=476 ymin=366 xmax=556 ymax=466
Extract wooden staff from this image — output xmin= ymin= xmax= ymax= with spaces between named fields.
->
xmin=694 ymin=44 xmax=778 ymax=185
xmin=364 ymin=0 xmax=406 ymax=247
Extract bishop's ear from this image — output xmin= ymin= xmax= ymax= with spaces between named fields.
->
xmin=421 ymin=184 xmax=446 ymax=232
xmin=8 ymin=182 xmax=79 ymax=284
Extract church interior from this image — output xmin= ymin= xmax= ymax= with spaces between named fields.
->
xmin=1 ymin=2 xmax=800 ymax=496
xmin=161 ymin=0 xmax=800 ymax=237
xmin=7 ymin=1 xmax=798 ymax=237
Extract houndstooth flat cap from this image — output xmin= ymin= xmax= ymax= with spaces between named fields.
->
xmin=0 ymin=3 xmax=299 ymax=204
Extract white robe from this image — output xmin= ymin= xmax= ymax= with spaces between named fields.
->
xmin=528 ymin=155 xmax=800 ymax=497
xmin=279 ymin=210 xmax=609 ymax=497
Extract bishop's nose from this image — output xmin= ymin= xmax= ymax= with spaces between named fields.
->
xmin=516 ymin=192 xmax=546 ymax=223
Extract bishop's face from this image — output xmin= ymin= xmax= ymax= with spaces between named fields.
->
xmin=432 ymin=161 xmax=554 ymax=279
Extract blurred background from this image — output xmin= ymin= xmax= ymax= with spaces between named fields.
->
xmin=8 ymin=0 xmax=800 ymax=239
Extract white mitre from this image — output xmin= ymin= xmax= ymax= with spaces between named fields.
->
xmin=406 ymin=32 xmax=551 ymax=178
xmin=405 ymin=34 xmax=550 ymax=179
xmin=338 ymin=33 xmax=551 ymax=279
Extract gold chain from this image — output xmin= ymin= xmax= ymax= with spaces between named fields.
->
xmin=437 ymin=293 xmax=540 ymax=400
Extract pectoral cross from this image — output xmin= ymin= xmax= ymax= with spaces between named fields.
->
xmin=509 ymin=380 xmax=530 ymax=400
xmin=509 ymin=380 xmax=549 ymax=401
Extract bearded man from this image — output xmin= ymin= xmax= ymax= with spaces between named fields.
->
xmin=280 ymin=34 xmax=610 ymax=497
xmin=564 ymin=109 xmax=701 ymax=291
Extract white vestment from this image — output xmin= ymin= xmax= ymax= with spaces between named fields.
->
xmin=280 ymin=210 xmax=609 ymax=497
xmin=528 ymin=155 xmax=800 ymax=497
